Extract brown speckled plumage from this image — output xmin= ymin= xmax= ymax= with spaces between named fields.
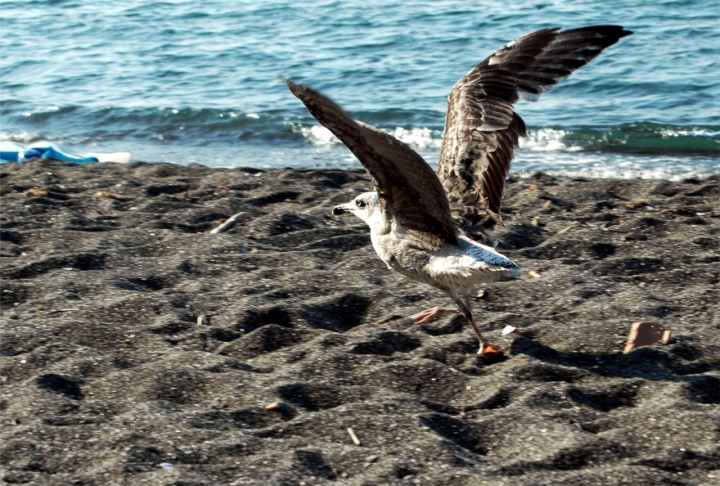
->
xmin=287 ymin=25 xmax=631 ymax=354
xmin=437 ymin=26 xmax=632 ymax=244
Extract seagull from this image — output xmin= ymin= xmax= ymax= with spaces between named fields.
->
xmin=288 ymin=25 xmax=632 ymax=355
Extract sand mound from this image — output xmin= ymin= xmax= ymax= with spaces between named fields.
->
xmin=1 ymin=160 xmax=718 ymax=485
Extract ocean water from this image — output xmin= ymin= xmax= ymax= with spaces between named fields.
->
xmin=1 ymin=0 xmax=719 ymax=179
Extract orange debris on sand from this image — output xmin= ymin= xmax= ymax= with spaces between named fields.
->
xmin=624 ymin=321 xmax=673 ymax=353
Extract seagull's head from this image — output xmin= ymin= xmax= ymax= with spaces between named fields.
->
xmin=332 ymin=191 xmax=381 ymax=225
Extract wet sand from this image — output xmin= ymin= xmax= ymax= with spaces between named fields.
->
xmin=1 ymin=159 xmax=719 ymax=485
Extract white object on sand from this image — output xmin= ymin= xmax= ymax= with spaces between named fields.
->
xmin=209 ymin=212 xmax=249 ymax=234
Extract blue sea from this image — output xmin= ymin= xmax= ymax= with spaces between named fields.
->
xmin=2 ymin=0 xmax=719 ymax=179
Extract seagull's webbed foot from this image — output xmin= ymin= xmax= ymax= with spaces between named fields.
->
xmin=408 ymin=306 xmax=458 ymax=324
xmin=478 ymin=340 xmax=503 ymax=356
xmin=449 ymin=290 xmax=504 ymax=357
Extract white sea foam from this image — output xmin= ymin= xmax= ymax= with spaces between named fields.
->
xmin=286 ymin=122 xmax=718 ymax=180
xmin=297 ymin=125 xmax=340 ymax=146
xmin=520 ymin=128 xmax=582 ymax=152
xmin=0 ymin=131 xmax=55 ymax=143
xmin=659 ymin=127 xmax=720 ymax=138
xmin=298 ymin=124 xmax=581 ymax=153
xmin=296 ymin=124 xmax=442 ymax=149
xmin=513 ymin=152 xmax=719 ymax=181
xmin=386 ymin=127 xmax=442 ymax=149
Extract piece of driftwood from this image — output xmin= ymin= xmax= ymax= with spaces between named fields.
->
xmin=374 ymin=314 xmax=403 ymax=325
xmin=209 ymin=212 xmax=248 ymax=234
xmin=46 ymin=308 xmax=81 ymax=315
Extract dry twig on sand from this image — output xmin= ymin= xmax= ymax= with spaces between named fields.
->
xmin=347 ymin=427 xmax=361 ymax=446
xmin=209 ymin=212 xmax=249 ymax=234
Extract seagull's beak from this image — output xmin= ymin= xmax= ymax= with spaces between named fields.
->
xmin=332 ymin=204 xmax=351 ymax=216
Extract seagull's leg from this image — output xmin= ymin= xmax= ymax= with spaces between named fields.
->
xmin=448 ymin=290 xmax=502 ymax=355
xmin=408 ymin=305 xmax=458 ymax=324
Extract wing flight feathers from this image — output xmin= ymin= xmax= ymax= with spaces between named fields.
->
xmin=438 ymin=26 xmax=632 ymax=233
xmin=287 ymin=79 xmax=458 ymax=245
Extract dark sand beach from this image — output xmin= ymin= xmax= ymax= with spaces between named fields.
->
xmin=1 ymin=159 xmax=719 ymax=485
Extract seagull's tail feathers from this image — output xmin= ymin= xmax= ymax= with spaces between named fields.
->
xmin=459 ymin=235 xmax=522 ymax=276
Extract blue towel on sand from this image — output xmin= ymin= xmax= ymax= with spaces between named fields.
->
xmin=0 ymin=142 xmax=99 ymax=163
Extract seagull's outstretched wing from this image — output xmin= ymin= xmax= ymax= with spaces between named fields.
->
xmin=437 ymin=25 xmax=632 ymax=235
xmin=288 ymin=79 xmax=458 ymax=247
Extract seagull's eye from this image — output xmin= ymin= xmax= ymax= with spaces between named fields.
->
xmin=356 ymin=199 xmax=366 ymax=208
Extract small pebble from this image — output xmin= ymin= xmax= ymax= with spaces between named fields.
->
xmin=93 ymin=190 xmax=115 ymax=199
xmin=23 ymin=188 xmax=47 ymax=197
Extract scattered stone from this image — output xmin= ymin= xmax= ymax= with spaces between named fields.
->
xmin=46 ymin=308 xmax=80 ymax=315
xmin=93 ymin=190 xmax=116 ymax=199
xmin=625 ymin=234 xmax=649 ymax=241
xmin=620 ymin=199 xmax=648 ymax=208
xmin=23 ymin=188 xmax=47 ymax=197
